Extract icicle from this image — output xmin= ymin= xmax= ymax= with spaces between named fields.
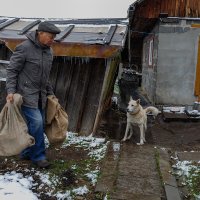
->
xmin=79 ymin=57 xmax=81 ymax=66
xmin=104 ymin=58 xmax=107 ymax=67
xmin=81 ymin=57 xmax=83 ymax=65
xmin=85 ymin=57 xmax=90 ymax=64
xmin=70 ymin=57 xmax=73 ymax=65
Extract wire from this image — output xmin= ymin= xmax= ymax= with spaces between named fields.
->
xmin=130 ymin=30 xmax=155 ymax=35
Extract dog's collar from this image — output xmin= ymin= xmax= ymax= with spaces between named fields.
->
xmin=128 ymin=109 xmax=140 ymax=115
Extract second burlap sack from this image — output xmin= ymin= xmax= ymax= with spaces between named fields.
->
xmin=45 ymin=95 xmax=68 ymax=145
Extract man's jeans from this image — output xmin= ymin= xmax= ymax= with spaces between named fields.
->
xmin=20 ymin=106 xmax=46 ymax=162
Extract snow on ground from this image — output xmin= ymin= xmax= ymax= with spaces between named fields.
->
xmin=163 ymin=106 xmax=186 ymax=113
xmin=0 ymin=132 xmax=108 ymax=200
xmin=172 ymin=154 xmax=200 ymax=199
xmin=62 ymin=132 xmax=107 ymax=161
xmin=163 ymin=106 xmax=200 ymax=116
xmin=0 ymin=171 xmax=37 ymax=200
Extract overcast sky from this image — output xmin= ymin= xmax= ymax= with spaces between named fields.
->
xmin=0 ymin=0 xmax=136 ymax=19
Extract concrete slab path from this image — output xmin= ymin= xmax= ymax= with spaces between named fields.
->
xmin=96 ymin=142 xmax=165 ymax=200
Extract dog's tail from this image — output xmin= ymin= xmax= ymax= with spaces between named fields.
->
xmin=144 ymin=106 xmax=161 ymax=116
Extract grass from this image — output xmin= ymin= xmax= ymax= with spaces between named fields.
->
xmin=154 ymin=149 xmax=164 ymax=187
xmin=0 ymin=133 xmax=108 ymax=200
xmin=186 ymin=164 xmax=200 ymax=198
xmin=44 ymin=150 xmax=103 ymax=197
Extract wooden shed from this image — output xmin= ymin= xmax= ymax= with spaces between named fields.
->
xmin=0 ymin=17 xmax=128 ymax=135
xmin=128 ymin=0 xmax=200 ymax=105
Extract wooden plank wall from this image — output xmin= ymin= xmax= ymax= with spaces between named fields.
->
xmin=0 ymin=43 xmax=12 ymax=60
xmin=0 ymin=43 xmax=11 ymax=111
xmin=79 ymin=59 xmax=106 ymax=134
xmin=134 ymin=0 xmax=200 ymax=19
xmin=50 ymin=57 xmax=107 ymax=135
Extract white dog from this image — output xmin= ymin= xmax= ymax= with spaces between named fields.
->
xmin=122 ymin=97 xmax=160 ymax=145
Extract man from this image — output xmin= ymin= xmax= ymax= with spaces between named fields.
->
xmin=6 ymin=21 xmax=61 ymax=168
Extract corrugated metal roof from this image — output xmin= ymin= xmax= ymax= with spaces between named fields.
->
xmin=0 ymin=17 xmax=128 ymax=58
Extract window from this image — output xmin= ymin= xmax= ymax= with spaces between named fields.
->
xmin=148 ymin=39 xmax=153 ymax=66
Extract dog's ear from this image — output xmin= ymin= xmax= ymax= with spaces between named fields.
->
xmin=130 ymin=96 xmax=133 ymax=101
xmin=136 ymin=99 xmax=140 ymax=104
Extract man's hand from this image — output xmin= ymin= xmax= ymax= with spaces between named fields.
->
xmin=47 ymin=94 xmax=57 ymax=99
xmin=6 ymin=93 xmax=14 ymax=103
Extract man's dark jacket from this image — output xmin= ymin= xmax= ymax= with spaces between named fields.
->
xmin=6 ymin=31 xmax=54 ymax=109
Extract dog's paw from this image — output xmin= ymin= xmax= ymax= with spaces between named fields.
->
xmin=136 ymin=142 xmax=144 ymax=145
xmin=121 ymin=138 xmax=127 ymax=142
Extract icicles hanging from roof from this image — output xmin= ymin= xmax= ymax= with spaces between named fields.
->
xmin=61 ymin=56 xmax=91 ymax=66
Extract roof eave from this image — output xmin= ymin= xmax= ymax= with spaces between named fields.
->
xmin=2 ymin=39 xmax=122 ymax=58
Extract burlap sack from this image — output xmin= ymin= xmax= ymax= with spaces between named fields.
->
xmin=0 ymin=94 xmax=35 ymax=156
xmin=45 ymin=96 xmax=68 ymax=145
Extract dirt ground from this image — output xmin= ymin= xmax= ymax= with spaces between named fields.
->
xmin=0 ymin=105 xmax=200 ymax=200
xmin=96 ymin=106 xmax=200 ymax=200
xmin=0 ymin=143 xmax=102 ymax=200
xmin=97 ymin=107 xmax=200 ymax=152
xmin=149 ymin=115 xmax=200 ymax=151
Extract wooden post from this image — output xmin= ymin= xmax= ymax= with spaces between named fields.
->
xmin=194 ymin=37 xmax=200 ymax=98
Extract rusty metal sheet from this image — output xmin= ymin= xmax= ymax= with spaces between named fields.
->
xmin=52 ymin=43 xmax=121 ymax=58
xmin=4 ymin=39 xmax=121 ymax=58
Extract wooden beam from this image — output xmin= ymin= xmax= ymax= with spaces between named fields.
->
xmin=194 ymin=37 xmax=200 ymax=98
xmin=0 ymin=19 xmax=7 ymax=24
xmin=103 ymin=25 xmax=117 ymax=44
xmin=18 ymin=20 xmax=41 ymax=35
xmin=0 ymin=18 xmax=20 ymax=31
xmin=191 ymin=24 xmax=200 ymax=28
xmin=92 ymin=58 xmax=120 ymax=134
xmin=55 ymin=25 xmax=74 ymax=42
xmin=4 ymin=39 xmax=121 ymax=58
